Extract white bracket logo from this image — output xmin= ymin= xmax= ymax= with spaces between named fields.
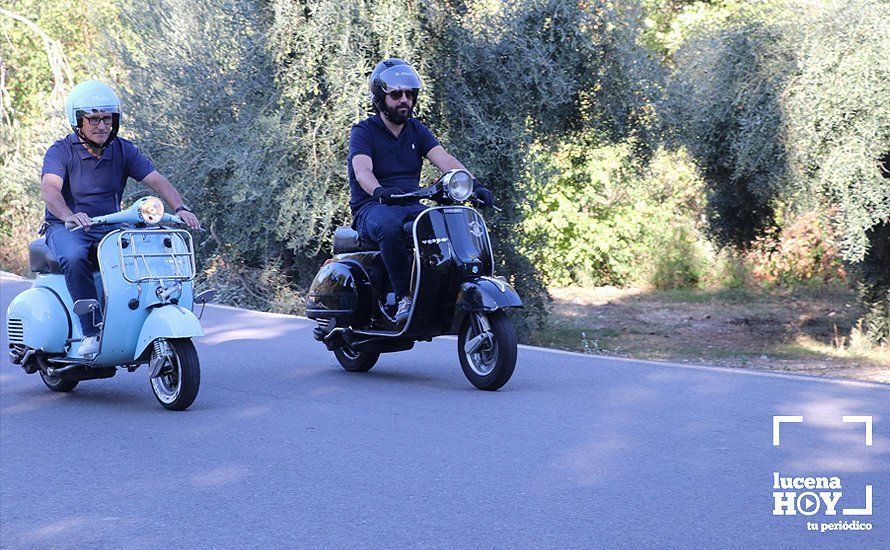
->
xmin=771 ymin=415 xmax=873 ymax=517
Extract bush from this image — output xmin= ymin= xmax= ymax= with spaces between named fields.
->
xmin=651 ymin=223 xmax=710 ymax=290
xmin=520 ymin=136 xmax=711 ymax=288
xmin=742 ymin=211 xmax=846 ymax=287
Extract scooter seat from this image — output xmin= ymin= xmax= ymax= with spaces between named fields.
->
xmin=332 ymin=222 xmax=416 ymax=255
xmin=29 ymin=238 xmax=62 ymax=274
xmin=333 ymin=227 xmax=377 ymax=254
xmin=29 ymin=238 xmax=100 ymax=274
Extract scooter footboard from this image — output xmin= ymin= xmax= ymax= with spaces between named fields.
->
xmin=134 ymin=306 xmax=203 ymax=360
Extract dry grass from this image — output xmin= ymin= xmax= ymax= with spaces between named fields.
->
xmin=530 ymin=285 xmax=890 ymax=384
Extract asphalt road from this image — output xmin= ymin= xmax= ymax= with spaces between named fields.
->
xmin=1 ymin=273 xmax=888 ymax=549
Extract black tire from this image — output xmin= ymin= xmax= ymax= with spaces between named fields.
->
xmin=39 ymin=370 xmax=78 ymax=392
xmin=150 ymin=338 xmax=200 ymax=411
xmin=458 ymin=310 xmax=517 ymax=391
xmin=334 ymin=346 xmax=380 ymax=372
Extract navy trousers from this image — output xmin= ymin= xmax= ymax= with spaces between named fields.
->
xmin=44 ymin=223 xmax=117 ymax=336
xmin=355 ymin=202 xmax=426 ymax=298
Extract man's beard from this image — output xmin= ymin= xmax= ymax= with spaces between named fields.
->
xmin=384 ymin=104 xmax=413 ymax=124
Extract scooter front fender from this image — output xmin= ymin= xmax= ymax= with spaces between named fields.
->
xmin=451 ymin=277 xmax=522 ymax=334
xmin=456 ymin=277 xmax=523 ymax=312
xmin=134 ymin=305 xmax=203 ymax=360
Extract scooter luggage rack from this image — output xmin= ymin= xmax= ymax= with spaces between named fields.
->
xmin=117 ymin=229 xmax=196 ymax=283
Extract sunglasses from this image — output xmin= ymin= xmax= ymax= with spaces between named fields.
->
xmin=84 ymin=115 xmax=114 ymax=126
xmin=386 ymin=90 xmax=416 ymax=101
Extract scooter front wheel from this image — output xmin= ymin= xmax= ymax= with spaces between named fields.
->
xmin=150 ymin=338 xmax=200 ymax=411
xmin=334 ymin=346 xmax=379 ymax=372
xmin=458 ymin=310 xmax=517 ymax=391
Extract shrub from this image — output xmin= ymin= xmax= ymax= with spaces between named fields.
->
xmin=520 ymin=136 xmax=711 ymax=288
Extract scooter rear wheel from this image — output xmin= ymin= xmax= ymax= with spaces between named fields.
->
xmin=39 ymin=370 xmax=78 ymax=392
xmin=334 ymin=346 xmax=379 ymax=372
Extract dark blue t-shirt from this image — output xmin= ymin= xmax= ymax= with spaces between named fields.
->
xmin=347 ymin=115 xmax=440 ymax=215
xmin=41 ymin=133 xmax=156 ymax=223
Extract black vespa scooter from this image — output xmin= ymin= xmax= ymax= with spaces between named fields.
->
xmin=306 ymin=169 xmax=522 ymax=390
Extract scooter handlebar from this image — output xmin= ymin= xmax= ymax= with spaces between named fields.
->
xmin=65 ymin=213 xmax=186 ymax=231
xmin=382 ymin=193 xmax=418 ymax=205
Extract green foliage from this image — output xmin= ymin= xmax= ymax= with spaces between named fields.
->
xmin=420 ymin=0 xmax=662 ymax=329
xmin=650 ymin=224 xmax=710 ymax=290
xmin=520 ymin=137 xmax=709 ymax=287
xmin=666 ymin=0 xmax=889 ymax=342
xmin=781 ymin=1 xmax=890 ymax=264
xmin=666 ymin=1 xmax=795 ymax=247
xmin=0 ymin=1 xmax=122 ymax=272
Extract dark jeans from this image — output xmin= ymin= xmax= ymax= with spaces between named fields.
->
xmin=44 ymin=222 xmax=117 ymax=336
xmin=355 ymin=202 xmax=426 ymax=298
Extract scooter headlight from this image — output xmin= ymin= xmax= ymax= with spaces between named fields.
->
xmin=139 ymin=197 xmax=165 ymax=224
xmin=443 ymin=170 xmax=473 ymax=202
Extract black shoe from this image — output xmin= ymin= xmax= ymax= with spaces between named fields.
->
xmin=395 ymin=296 xmax=412 ymax=323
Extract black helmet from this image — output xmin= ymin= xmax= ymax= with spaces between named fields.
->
xmin=369 ymin=58 xmax=422 ymax=116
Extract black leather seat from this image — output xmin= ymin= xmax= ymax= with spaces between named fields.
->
xmin=333 ymin=227 xmax=376 ymax=254
xmin=29 ymin=238 xmax=62 ymax=274
xmin=332 ymin=222 xmax=416 ymax=254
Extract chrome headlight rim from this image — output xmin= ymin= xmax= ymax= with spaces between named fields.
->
xmin=443 ymin=169 xmax=473 ymax=202
xmin=138 ymin=197 xmax=165 ymax=224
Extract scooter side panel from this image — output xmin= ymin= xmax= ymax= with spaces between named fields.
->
xmin=134 ymin=306 xmax=204 ymax=360
xmin=35 ymin=273 xmax=88 ymax=341
xmin=6 ymin=283 xmax=70 ymax=352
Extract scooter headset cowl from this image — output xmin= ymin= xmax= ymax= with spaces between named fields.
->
xmin=65 ymin=80 xmax=121 ymax=151
xmin=369 ymin=58 xmax=422 ymax=120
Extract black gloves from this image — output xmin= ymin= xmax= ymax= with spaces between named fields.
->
xmin=473 ymin=179 xmax=495 ymax=208
xmin=373 ymin=186 xmax=399 ymax=204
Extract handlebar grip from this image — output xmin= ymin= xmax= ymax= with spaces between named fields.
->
xmin=65 ymin=220 xmax=86 ymax=231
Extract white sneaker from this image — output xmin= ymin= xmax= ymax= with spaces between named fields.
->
xmin=76 ymin=336 xmax=100 ymax=356
xmin=395 ymin=296 xmax=412 ymax=323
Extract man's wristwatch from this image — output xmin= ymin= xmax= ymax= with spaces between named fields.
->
xmin=175 ymin=205 xmax=193 ymax=214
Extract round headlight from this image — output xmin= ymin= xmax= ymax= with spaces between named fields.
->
xmin=444 ymin=170 xmax=473 ymax=202
xmin=139 ymin=197 xmax=165 ymax=224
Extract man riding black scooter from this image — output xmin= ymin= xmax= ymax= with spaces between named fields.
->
xmin=306 ymin=59 xmax=521 ymax=390
xmin=348 ymin=58 xmax=494 ymax=324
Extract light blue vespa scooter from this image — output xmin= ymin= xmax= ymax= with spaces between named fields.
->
xmin=6 ymin=197 xmax=214 ymax=410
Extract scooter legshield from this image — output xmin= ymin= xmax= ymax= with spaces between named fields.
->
xmin=134 ymin=305 xmax=203 ymax=360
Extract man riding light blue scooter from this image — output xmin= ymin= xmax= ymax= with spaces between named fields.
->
xmin=5 ymin=81 xmax=212 ymax=410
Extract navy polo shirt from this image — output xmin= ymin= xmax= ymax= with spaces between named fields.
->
xmin=347 ymin=114 xmax=440 ymax=215
xmin=41 ymin=133 xmax=155 ymax=223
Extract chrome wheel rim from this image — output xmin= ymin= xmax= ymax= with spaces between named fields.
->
xmin=340 ymin=346 xmax=361 ymax=361
xmin=40 ymin=371 xmax=63 ymax=386
xmin=150 ymin=346 xmax=181 ymax=404
xmin=464 ymin=313 xmax=498 ymax=377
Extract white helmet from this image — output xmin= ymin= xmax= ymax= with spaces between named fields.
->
xmin=65 ymin=80 xmax=121 ymax=128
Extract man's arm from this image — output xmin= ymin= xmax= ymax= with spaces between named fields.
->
xmin=352 ymin=154 xmax=383 ymax=196
xmin=426 ymin=146 xmax=473 ymax=177
xmin=41 ymin=173 xmax=92 ymax=228
xmin=141 ymin=171 xmax=200 ymax=229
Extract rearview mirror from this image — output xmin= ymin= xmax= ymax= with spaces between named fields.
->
xmin=195 ymin=290 xmax=216 ymax=304
xmin=73 ymin=299 xmax=100 ymax=316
